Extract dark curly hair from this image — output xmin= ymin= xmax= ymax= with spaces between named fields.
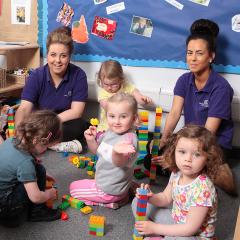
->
xmin=14 ymin=110 xmax=62 ymax=152
xmin=161 ymin=124 xmax=222 ymax=181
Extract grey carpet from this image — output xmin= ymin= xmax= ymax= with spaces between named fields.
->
xmin=0 ymin=150 xmax=239 ymax=240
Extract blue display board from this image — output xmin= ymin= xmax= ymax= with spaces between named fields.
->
xmin=39 ymin=0 xmax=240 ymax=74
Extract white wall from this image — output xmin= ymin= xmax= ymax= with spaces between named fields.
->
xmin=74 ymin=61 xmax=240 ymax=147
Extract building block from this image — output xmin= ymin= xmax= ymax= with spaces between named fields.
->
xmin=134 ymin=171 xmax=146 ymax=179
xmin=59 ymin=201 xmax=70 ymax=210
xmin=61 ymin=211 xmax=69 ymax=221
xmin=89 ymin=215 xmax=105 ymax=237
xmin=90 ymin=118 xmax=99 ymax=126
xmin=80 ymin=205 xmax=93 ymax=214
xmin=62 ymin=194 xmax=85 ymax=209
xmin=68 ymin=155 xmax=91 ymax=168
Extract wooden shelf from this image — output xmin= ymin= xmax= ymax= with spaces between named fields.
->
xmin=0 ymin=43 xmax=39 ymax=51
xmin=0 ymin=82 xmax=24 ymax=94
xmin=0 ymin=44 xmax=40 ymax=95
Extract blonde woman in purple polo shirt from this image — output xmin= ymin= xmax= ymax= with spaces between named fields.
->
xmin=15 ymin=26 xmax=89 ymax=153
xmin=152 ymin=19 xmax=236 ymax=196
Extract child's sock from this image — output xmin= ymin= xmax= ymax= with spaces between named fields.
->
xmin=95 ymin=195 xmax=130 ymax=210
xmin=97 ymin=202 xmax=119 ymax=209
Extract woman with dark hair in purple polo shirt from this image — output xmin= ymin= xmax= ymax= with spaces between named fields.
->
xmin=149 ymin=19 xmax=237 ymax=195
xmin=15 ymin=26 xmax=89 ymax=153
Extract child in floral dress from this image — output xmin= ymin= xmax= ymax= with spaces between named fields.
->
xmin=132 ymin=125 xmax=222 ymax=239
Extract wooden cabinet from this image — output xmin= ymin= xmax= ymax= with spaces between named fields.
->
xmin=0 ymin=43 xmax=40 ymax=94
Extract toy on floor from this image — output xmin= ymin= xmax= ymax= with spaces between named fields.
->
xmin=80 ymin=205 xmax=93 ymax=215
xmin=89 ymin=215 xmax=105 ymax=237
xmin=68 ymin=155 xmax=91 ymax=168
xmin=149 ymin=107 xmax=162 ymax=183
xmin=134 ymin=168 xmax=146 ymax=179
xmin=59 ymin=201 xmax=70 ymax=210
xmin=62 ymin=151 xmax=69 ymax=157
xmin=62 ymin=194 xmax=86 ymax=210
xmin=61 ymin=211 xmax=69 ymax=221
xmin=133 ymin=188 xmax=148 ymax=240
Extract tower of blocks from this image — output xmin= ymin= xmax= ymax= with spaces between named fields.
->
xmin=89 ymin=215 xmax=105 ymax=237
xmin=150 ymin=107 xmax=162 ymax=182
xmin=133 ymin=188 xmax=148 ymax=240
xmin=137 ymin=111 xmax=149 ymax=164
xmin=7 ymin=108 xmax=15 ymax=137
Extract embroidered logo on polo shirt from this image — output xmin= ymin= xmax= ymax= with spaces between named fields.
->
xmin=199 ymin=100 xmax=209 ymax=108
xmin=64 ymin=91 xmax=72 ymax=97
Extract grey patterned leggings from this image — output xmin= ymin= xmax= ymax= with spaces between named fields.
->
xmin=131 ymin=197 xmax=199 ymax=240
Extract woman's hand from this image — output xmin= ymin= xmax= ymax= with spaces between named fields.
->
xmin=135 ymin=220 xmax=158 ymax=236
xmin=140 ymin=95 xmax=152 ymax=105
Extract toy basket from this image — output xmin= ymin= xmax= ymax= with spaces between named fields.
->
xmin=6 ymin=73 xmax=27 ymax=85
xmin=0 ymin=68 xmax=7 ymax=88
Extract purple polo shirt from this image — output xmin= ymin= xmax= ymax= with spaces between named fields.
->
xmin=21 ymin=63 xmax=88 ymax=114
xmin=174 ymin=70 xmax=234 ymax=149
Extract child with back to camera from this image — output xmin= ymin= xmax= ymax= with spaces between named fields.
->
xmin=0 ymin=110 xmax=62 ymax=227
xmin=132 ymin=125 xmax=222 ymax=239
xmin=97 ymin=59 xmax=152 ymax=132
xmin=70 ymin=92 xmax=138 ymax=209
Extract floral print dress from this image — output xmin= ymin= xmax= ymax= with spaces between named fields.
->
xmin=170 ymin=172 xmax=217 ymax=239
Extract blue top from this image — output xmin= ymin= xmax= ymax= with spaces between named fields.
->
xmin=21 ymin=63 xmax=88 ymax=114
xmin=174 ymin=70 xmax=234 ymax=149
xmin=0 ymin=138 xmax=36 ymax=193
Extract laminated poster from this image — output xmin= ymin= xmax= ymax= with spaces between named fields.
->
xmin=91 ymin=16 xmax=117 ymax=40
xmin=72 ymin=15 xmax=89 ymax=44
xmin=11 ymin=0 xmax=31 ymax=25
xmin=93 ymin=0 xmax=107 ymax=5
xmin=130 ymin=16 xmax=153 ymax=38
xmin=56 ymin=2 xmax=74 ymax=26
